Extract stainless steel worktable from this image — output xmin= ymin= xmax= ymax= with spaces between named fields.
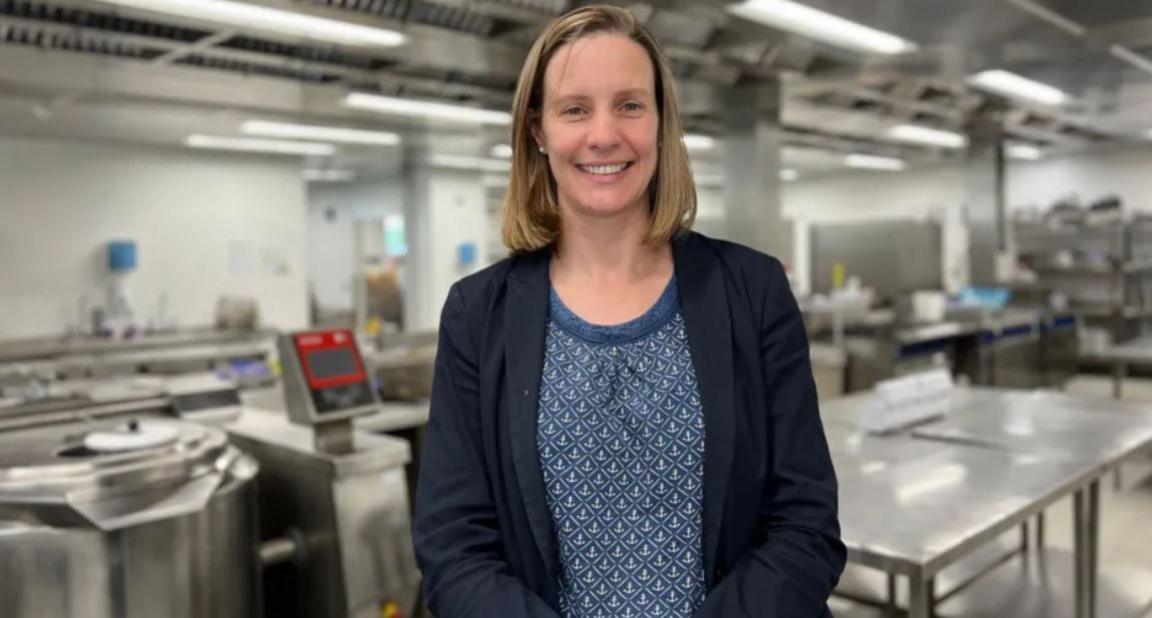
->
xmin=819 ymin=387 xmax=1140 ymax=618
xmin=824 ymin=420 xmax=1099 ymax=618
xmin=0 ymin=328 xmax=276 ymax=363
xmin=908 ymin=388 xmax=1152 ymax=618
xmin=911 ymin=388 xmax=1152 ymax=467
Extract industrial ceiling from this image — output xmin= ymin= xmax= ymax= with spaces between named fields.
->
xmin=0 ymin=0 xmax=1150 ymax=175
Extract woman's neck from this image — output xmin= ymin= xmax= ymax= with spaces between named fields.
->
xmin=551 ymin=209 xmax=671 ymax=286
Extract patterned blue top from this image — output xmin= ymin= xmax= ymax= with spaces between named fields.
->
xmin=537 ymin=276 xmax=707 ymax=618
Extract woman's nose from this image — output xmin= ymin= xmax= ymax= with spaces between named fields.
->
xmin=586 ymin=112 xmax=622 ymax=150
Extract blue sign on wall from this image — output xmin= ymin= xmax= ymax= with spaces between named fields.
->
xmin=457 ymin=242 xmax=477 ymax=268
xmin=107 ymin=240 xmax=137 ymax=272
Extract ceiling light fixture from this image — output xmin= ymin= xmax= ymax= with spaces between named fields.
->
xmin=845 ymin=153 xmax=906 ymax=171
xmin=967 ymin=69 xmax=1068 ymax=106
xmin=887 ymin=124 xmax=968 ymax=149
xmin=683 ymin=134 xmax=716 ymax=151
xmin=1005 ymin=143 xmax=1043 ymax=161
xmin=490 ymin=144 xmax=514 ymax=159
xmin=345 ymin=93 xmax=512 ymax=125
xmin=428 ymin=154 xmax=512 ymax=173
xmin=91 ymin=0 xmax=407 ymax=48
xmin=186 ymin=135 xmax=335 ymax=156
xmin=303 ymin=169 xmax=357 ymax=182
xmin=726 ymin=0 xmax=917 ymax=55
xmin=243 ymin=120 xmax=400 ymax=146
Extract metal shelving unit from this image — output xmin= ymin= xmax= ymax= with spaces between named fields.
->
xmin=1014 ymin=218 xmax=1152 ymax=345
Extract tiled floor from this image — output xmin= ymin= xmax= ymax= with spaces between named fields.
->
xmin=832 ymin=375 xmax=1152 ymax=617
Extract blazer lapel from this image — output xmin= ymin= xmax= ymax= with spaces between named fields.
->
xmin=504 ymin=249 xmax=559 ymax=579
xmin=673 ymin=233 xmax=736 ymax=581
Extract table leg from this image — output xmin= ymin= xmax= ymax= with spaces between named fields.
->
xmin=908 ymin=571 xmax=934 ymax=618
xmin=1020 ymin=520 xmax=1030 ymax=551
xmin=1036 ymin=511 xmax=1046 ymax=549
xmin=1111 ymin=361 xmax=1125 ymax=400
xmin=1074 ymin=489 xmax=1088 ymax=618
xmin=1088 ymin=480 xmax=1100 ymax=618
xmin=886 ymin=574 xmax=898 ymax=616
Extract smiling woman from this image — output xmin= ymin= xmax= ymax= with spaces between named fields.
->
xmin=413 ymin=5 xmax=845 ymax=618
xmin=501 ymin=6 xmax=696 ymax=252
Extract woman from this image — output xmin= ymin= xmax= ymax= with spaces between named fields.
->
xmin=413 ymin=5 xmax=844 ymax=617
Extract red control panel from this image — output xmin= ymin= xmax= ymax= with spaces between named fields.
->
xmin=294 ymin=329 xmax=368 ymax=390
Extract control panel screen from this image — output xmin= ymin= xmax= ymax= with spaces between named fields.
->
xmin=306 ymin=348 xmax=359 ymax=381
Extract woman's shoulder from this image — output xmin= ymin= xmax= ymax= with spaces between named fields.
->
xmin=449 ymin=247 xmax=548 ymax=315
xmin=679 ymin=231 xmax=785 ymax=280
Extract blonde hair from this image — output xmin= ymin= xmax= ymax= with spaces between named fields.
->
xmin=500 ymin=4 xmax=697 ymax=253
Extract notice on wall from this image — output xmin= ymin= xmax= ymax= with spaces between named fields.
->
xmin=230 ymin=240 xmax=291 ymax=277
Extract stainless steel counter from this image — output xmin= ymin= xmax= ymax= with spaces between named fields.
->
xmin=820 ymin=387 xmax=1151 ymax=618
xmin=0 ymin=328 xmax=275 ymax=363
xmin=912 ymin=388 xmax=1152 ymax=468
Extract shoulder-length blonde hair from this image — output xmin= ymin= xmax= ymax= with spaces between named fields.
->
xmin=500 ymin=4 xmax=697 ymax=253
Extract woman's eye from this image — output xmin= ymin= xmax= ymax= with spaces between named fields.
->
xmin=622 ymin=102 xmax=644 ymax=112
xmin=562 ymin=107 xmax=587 ymax=117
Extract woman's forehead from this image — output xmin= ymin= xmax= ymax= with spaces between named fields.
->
xmin=543 ymin=33 xmax=655 ymax=99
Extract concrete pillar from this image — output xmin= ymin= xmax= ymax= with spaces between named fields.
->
xmin=721 ymin=80 xmax=789 ymax=262
xmin=965 ymin=114 xmax=1007 ymax=285
xmin=401 ymin=143 xmax=489 ymax=332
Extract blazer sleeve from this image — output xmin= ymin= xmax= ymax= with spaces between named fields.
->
xmin=413 ymin=284 xmax=562 ymax=618
xmin=694 ymin=258 xmax=846 ymax=617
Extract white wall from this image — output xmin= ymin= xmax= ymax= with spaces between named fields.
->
xmin=306 ymin=179 xmax=404 ymax=312
xmin=1007 ymin=144 xmax=1152 ymax=212
xmin=0 ymin=135 xmax=308 ymax=338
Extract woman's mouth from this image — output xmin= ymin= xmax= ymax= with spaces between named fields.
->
xmin=576 ymin=161 xmax=632 ymax=176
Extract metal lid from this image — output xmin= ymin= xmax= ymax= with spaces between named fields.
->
xmin=0 ymin=415 xmax=230 ymax=503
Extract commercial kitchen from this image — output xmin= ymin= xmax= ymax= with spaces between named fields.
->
xmin=2 ymin=1 xmax=1152 ymax=617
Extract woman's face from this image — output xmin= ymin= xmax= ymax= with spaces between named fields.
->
xmin=533 ymin=33 xmax=660 ymax=222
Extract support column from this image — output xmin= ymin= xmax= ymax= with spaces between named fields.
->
xmin=722 ymin=80 xmax=789 ymax=261
xmin=965 ymin=113 xmax=1007 ymax=285
xmin=401 ymin=142 xmax=488 ymax=332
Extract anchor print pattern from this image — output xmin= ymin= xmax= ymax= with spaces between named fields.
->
xmin=538 ymin=281 xmax=706 ymax=618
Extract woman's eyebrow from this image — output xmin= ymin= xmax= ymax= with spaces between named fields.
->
xmin=548 ymin=88 xmax=652 ymax=105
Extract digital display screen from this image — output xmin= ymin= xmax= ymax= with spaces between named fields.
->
xmin=306 ymin=348 xmax=359 ymax=381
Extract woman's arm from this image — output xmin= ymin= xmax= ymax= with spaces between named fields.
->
xmin=413 ymin=283 xmax=562 ymax=618
xmin=694 ymin=258 xmax=846 ymax=617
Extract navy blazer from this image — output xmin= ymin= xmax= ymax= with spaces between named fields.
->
xmin=413 ymin=231 xmax=845 ymax=617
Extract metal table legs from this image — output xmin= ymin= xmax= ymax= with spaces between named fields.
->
xmin=1073 ymin=481 xmax=1101 ymax=618
xmin=908 ymin=571 xmax=935 ymax=618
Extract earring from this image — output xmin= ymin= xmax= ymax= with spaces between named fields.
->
xmin=538 ymin=146 xmax=546 ymax=155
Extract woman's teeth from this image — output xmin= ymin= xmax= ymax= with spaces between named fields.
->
xmin=579 ymin=162 xmax=629 ymax=175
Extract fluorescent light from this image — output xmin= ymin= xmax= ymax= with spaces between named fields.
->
xmin=780 ymin=168 xmax=798 ymax=181
xmin=186 ymin=135 xmax=335 ymax=156
xmin=967 ymin=69 xmax=1068 ymax=106
xmin=726 ymin=0 xmax=917 ymax=55
xmin=683 ymin=134 xmax=716 ymax=151
xmin=845 ymin=153 xmax=906 ymax=171
xmin=242 ymin=120 xmax=399 ymax=146
xmin=303 ymin=169 xmax=356 ymax=182
xmin=428 ymin=154 xmax=511 ymax=173
xmin=91 ymin=0 xmax=406 ymax=48
xmin=887 ymin=124 xmax=968 ymax=149
xmin=1005 ymin=143 xmax=1042 ymax=161
xmin=694 ymin=172 xmax=724 ymax=187
xmin=345 ymin=93 xmax=512 ymax=126
xmin=490 ymin=144 xmax=514 ymax=159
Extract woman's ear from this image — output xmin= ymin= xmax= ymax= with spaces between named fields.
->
xmin=530 ymin=120 xmax=546 ymax=155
